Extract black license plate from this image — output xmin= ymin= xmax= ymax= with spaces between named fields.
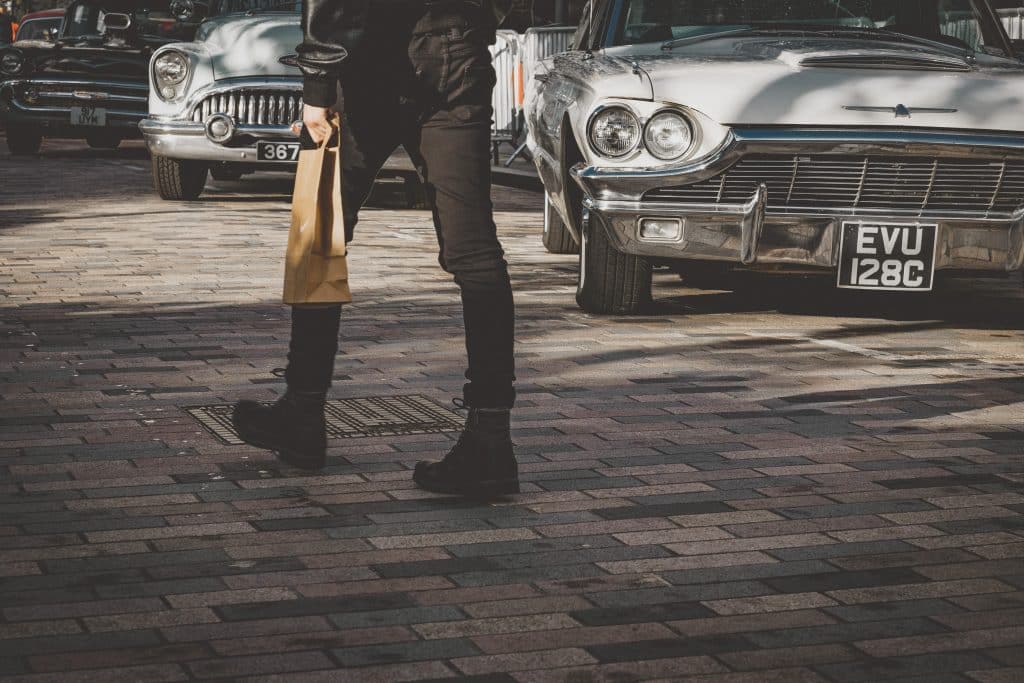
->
xmin=256 ymin=141 xmax=300 ymax=162
xmin=837 ymin=222 xmax=937 ymax=291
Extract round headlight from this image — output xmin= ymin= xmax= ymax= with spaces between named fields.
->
xmin=0 ymin=50 xmax=25 ymax=76
xmin=644 ymin=111 xmax=694 ymax=161
xmin=589 ymin=106 xmax=641 ymax=158
xmin=154 ymin=51 xmax=189 ymax=88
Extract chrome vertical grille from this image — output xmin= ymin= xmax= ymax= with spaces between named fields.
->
xmin=644 ymin=154 xmax=1024 ymax=218
xmin=191 ymin=89 xmax=302 ymax=126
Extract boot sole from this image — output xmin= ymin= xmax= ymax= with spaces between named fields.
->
xmin=413 ymin=474 xmax=520 ymax=498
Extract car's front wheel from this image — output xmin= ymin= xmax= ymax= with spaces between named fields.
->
xmin=152 ymin=155 xmax=208 ymax=200
xmin=542 ymin=195 xmax=578 ymax=254
xmin=576 ymin=209 xmax=652 ymax=314
xmin=86 ymin=132 xmax=122 ymax=149
xmin=6 ymin=125 xmax=43 ymax=156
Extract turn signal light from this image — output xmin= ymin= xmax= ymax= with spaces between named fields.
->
xmin=639 ymin=218 xmax=682 ymax=241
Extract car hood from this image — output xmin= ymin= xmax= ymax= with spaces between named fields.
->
xmin=611 ymin=38 xmax=1024 ymax=132
xmin=197 ymin=13 xmax=302 ymax=79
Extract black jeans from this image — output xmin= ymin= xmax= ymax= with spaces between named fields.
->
xmin=315 ymin=5 xmax=515 ymax=409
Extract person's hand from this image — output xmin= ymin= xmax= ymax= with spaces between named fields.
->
xmin=303 ymin=104 xmax=333 ymax=145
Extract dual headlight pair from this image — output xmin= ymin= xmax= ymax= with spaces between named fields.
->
xmin=153 ymin=50 xmax=190 ymax=101
xmin=589 ymin=106 xmax=695 ymax=161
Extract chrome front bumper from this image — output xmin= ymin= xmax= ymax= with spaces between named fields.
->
xmin=573 ymin=128 xmax=1024 ymax=273
xmin=584 ymin=197 xmax=1024 ymax=273
xmin=140 ymin=118 xmax=298 ymax=162
xmin=0 ymin=79 xmax=146 ymax=135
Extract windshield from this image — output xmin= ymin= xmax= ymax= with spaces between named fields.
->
xmin=209 ymin=0 xmax=300 ymax=14
xmin=612 ymin=0 xmax=1010 ymax=55
xmin=17 ymin=17 xmax=63 ymax=41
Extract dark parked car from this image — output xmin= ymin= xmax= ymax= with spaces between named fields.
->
xmin=0 ymin=0 xmax=203 ymax=155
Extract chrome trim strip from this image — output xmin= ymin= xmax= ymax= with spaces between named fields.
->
xmin=37 ymin=91 xmax=147 ymax=104
xmin=2 ymin=78 xmax=149 ymax=91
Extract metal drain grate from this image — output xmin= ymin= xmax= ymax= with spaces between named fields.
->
xmin=185 ymin=395 xmax=465 ymax=445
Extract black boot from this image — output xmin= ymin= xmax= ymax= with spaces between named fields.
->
xmin=232 ymin=390 xmax=327 ymax=470
xmin=413 ymin=405 xmax=519 ymax=498
xmin=231 ymin=305 xmax=341 ymax=471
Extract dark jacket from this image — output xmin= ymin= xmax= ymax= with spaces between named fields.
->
xmin=296 ymin=0 xmax=509 ymax=107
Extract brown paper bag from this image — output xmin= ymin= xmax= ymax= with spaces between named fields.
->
xmin=282 ymin=114 xmax=352 ymax=305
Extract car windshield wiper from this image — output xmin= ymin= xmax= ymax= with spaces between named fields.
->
xmin=661 ymin=24 xmax=837 ymax=50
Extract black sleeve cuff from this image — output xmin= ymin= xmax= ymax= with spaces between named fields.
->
xmin=303 ymin=76 xmax=337 ymax=108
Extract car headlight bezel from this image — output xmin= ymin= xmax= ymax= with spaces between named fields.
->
xmin=153 ymin=50 xmax=190 ymax=101
xmin=643 ymin=109 xmax=696 ymax=161
xmin=0 ymin=49 xmax=27 ymax=77
xmin=587 ymin=105 xmax=642 ymax=159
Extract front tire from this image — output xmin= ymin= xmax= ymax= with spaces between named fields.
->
xmin=576 ymin=209 xmax=652 ymax=315
xmin=152 ymin=155 xmax=208 ymax=200
xmin=542 ymin=195 xmax=578 ymax=254
xmin=86 ymin=132 xmax=122 ymax=149
xmin=6 ymin=125 xmax=43 ymax=156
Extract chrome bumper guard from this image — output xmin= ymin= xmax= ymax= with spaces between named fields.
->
xmin=573 ymin=128 xmax=1024 ymax=273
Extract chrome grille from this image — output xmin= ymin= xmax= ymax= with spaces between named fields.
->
xmin=14 ymin=80 xmax=147 ymax=115
xmin=191 ymin=89 xmax=303 ymax=126
xmin=645 ymin=154 xmax=1024 ymax=218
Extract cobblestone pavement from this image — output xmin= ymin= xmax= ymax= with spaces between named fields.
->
xmin=2 ymin=135 xmax=1024 ymax=683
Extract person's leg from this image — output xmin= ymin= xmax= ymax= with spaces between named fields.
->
xmin=232 ymin=76 xmax=404 ymax=470
xmin=404 ymin=26 xmax=518 ymax=496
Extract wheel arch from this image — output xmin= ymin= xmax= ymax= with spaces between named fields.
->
xmin=557 ymin=111 xmax=586 ymax=245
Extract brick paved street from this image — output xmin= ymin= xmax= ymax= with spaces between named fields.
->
xmin=2 ymin=135 xmax=1024 ymax=682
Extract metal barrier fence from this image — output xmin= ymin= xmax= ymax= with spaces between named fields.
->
xmin=490 ymin=30 xmax=520 ymax=143
xmin=941 ymin=11 xmax=982 ymax=48
xmin=1000 ymin=8 xmax=1024 ymax=40
xmin=489 ymin=26 xmax=576 ymax=162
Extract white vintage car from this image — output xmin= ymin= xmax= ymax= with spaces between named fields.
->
xmin=140 ymin=0 xmax=302 ymax=199
xmin=526 ymin=0 xmax=1024 ymax=314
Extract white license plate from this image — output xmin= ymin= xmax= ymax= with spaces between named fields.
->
xmin=256 ymin=141 xmax=300 ymax=162
xmin=70 ymin=106 xmax=106 ymax=126
xmin=837 ymin=222 xmax=937 ymax=291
